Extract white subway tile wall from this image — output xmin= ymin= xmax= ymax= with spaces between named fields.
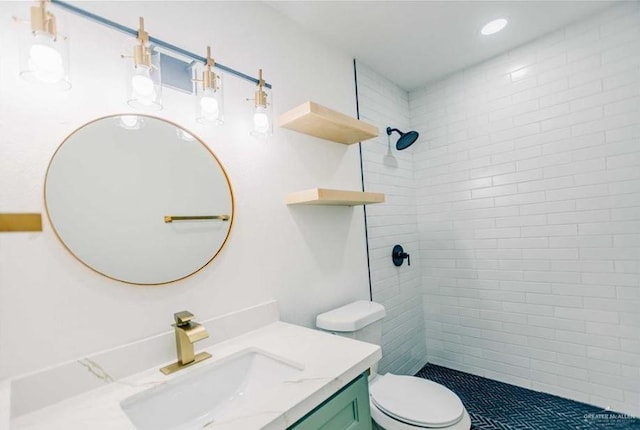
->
xmin=357 ymin=61 xmax=427 ymax=376
xmin=410 ymin=2 xmax=639 ymax=415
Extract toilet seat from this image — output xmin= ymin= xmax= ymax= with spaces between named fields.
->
xmin=370 ymin=374 xmax=465 ymax=428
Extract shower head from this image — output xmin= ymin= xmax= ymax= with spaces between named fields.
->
xmin=386 ymin=127 xmax=419 ymax=150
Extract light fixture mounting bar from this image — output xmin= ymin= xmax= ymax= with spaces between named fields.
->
xmin=49 ymin=0 xmax=272 ymax=89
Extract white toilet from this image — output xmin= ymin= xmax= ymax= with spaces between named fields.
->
xmin=316 ymin=300 xmax=471 ymax=430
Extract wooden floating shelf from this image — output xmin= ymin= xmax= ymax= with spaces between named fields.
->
xmin=0 ymin=213 xmax=42 ymax=232
xmin=278 ymin=101 xmax=378 ymax=145
xmin=286 ymin=188 xmax=385 ymax=206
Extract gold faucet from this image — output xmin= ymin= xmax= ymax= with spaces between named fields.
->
xmin=160 ymin=311 xmax=212 ymax=375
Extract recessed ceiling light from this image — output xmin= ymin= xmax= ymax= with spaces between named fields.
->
xmin=481 ymin=18 xmax=508 ymax=36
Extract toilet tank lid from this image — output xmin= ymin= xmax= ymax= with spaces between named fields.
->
xmin=316 ymin=300 xmax=386 ymax=332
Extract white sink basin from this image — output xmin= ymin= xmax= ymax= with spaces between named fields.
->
xmin=120 ymin=349 xmax=304 ymax=430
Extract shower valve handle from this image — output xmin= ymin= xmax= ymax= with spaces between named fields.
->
xmin=392 ymin=245 xmax=411 ymax=267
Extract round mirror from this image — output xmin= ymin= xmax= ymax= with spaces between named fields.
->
xmin=44 ymin=115 xmax=234 ymax=285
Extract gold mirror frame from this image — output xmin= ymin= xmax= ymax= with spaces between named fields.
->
xmin=44 ymin=114 xmax=235 ymax=285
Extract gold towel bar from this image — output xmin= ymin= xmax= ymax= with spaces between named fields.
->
xmin=164 ymin=215 xmax=230 ymax=223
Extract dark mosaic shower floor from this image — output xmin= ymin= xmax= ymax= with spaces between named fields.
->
xmin=415 ymin=364 xmax=640 ymax=430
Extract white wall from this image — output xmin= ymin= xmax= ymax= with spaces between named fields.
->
xmin=357 ymin=61 xmax=426 ymax=376
xmin=410 ymin=2 xmax=640 ymax=415
xmin=0 ymin=1 xmax=370 ymax=379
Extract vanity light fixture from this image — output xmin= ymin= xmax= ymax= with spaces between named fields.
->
xmin=125 ymin=17 xmax=162 ymax=110
xmin=195 ymin=46 xmax=224 ymax=126
xmin=481 ymin=18 xmax=508 ymax=36
xmin=18 ymin=0 xmax=71 ymax=89
xmin=249 ymin=69 xmax=273 ymax=137
xmin=17 ymin=1 xmax=274 ymax=123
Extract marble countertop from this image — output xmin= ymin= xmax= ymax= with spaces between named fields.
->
xmin=11 ymin=321 xmax=381 ymax=430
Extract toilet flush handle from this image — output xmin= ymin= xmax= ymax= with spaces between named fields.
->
xmin=392 ymin=245 xmax=410 ymax=267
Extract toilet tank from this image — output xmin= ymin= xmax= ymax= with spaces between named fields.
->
xmin=316 ymin=300 xmax=386 ymax=346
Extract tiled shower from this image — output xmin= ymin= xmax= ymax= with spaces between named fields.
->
xmin=359 ymin=1 xmax=639 ymax=417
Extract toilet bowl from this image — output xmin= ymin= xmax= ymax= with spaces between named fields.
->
xmin=316 ymin=301 xmax=471 ymax=430
xmin=369 ymin=373 xmax=471 ymax=429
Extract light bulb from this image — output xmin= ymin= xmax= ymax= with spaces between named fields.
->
xmin=28 ymin=32 xmax=64 ymax=83
xmin=199 ymin=89 xmax=220 ymax=121
xmin=253 ymin=111 xmax=270 ymax=134
xmin=131 ymin=66 xmax=156 ymax=106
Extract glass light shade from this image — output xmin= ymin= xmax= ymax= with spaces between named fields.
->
xmin=250 ymin=89 xmax=273 ymax=138
xmin=196 ymin=72 xmax=224 ymax=126
xmin=126 ymin=48 xmax=162 ymax=111
xmin=253 ymin=109 xmax=270 ymax=133
xmin=19 ymin=30 xmax=71 ymax=90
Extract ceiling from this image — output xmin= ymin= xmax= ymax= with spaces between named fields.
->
xmin=266 ymin=1 xmax=616 ymax=91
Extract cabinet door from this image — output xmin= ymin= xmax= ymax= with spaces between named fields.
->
xmin=289 ymin=373 xmax=371 ymax=430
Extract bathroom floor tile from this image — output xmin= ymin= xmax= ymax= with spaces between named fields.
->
xmin=415 ymin=364 xmax=640 ymax=430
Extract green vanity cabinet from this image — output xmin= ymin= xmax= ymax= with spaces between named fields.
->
xmin=289 ymin=372 xmax=371 ymax=430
